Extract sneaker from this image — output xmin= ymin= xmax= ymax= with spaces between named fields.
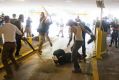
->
xmin=82 ymin=54 xmax=87 ymax=59
xmin=109 ymin=45 xmax=112 ymax=47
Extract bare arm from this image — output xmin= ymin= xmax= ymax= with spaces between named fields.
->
xmin=42 ymin=7 xmax=52 ymax=24
xmin=42 ymin=7 xmax=49 ymax=16
xmin=67 ymin=33 xmax=73 ymax=47
xmin=67 ymin=27 xmax=73 ymax=47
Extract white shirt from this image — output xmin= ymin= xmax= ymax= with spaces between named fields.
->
xmin=0 ymin=23 xmax=22 ymax=42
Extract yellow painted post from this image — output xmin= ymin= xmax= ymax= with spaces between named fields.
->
xmin=95 ymin=0 xmax=104 ymax=59
xmin=91 ymin=58 xmax=100 ymax=80
xmin=101 ymin=31 xmax=107 ymax=55
xmin=39 ymin=36 xmax=41 ymax=43
xmin=27 ymin=37 xmax=32 ymax=44
xmin=21 ymin=40 xmax=24 ymax=45
xmin=96 ymin=28 xmax=102 ymax=59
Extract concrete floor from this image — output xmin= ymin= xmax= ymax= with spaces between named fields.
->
xmin=98 ymin=46 xmax=119 ymax=80
xmin=0 ymin=35 xmax=119 ymax=80
xmin=0 ymin=36 xmax=94 ymax=80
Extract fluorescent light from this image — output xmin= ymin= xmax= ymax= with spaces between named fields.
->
xmin=20 ymin=0 xmax=24 ymax=1
xmin=18 ymin=0 xmax=25 ymax=1
xmin=65 ymin=0 xmax=72 ymax=3
xmin=11 ymin=0 xmax=25 ymax=2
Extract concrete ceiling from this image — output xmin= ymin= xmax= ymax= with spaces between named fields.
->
xmin=0 ymin=0 xmax=119 ymax=16
xmin=0 ymin=0 xmax=119 ymax=9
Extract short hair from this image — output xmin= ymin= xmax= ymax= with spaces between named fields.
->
xmin=18 ymin=14 xmax=24 ymax=22
xmin=12 ymin=14 xmax=16 ymax=18
xmin=4 ymin=16 xmax=10 ymax=22
xmin=40 ymin=12 xmax=45 ymax=17
xmin=19 ymin=14 xmax=23 ymax=19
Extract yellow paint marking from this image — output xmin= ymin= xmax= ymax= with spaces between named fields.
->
xmin=91 ymin=58 xmax=99 ymax=80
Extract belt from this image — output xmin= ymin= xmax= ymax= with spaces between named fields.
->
xmin=5 ymin=42 xmax=15 ymax=43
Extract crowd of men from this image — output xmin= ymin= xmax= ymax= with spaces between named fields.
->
xmin=0 ymin=12 xmax=119 ymax=80
xmin=0 ymin=13 xmax=35 ymax=80
xmin=95 ymin=17 xmax=119 ymax=48
xmin=0 ymin=15 xmax=22 ymax=79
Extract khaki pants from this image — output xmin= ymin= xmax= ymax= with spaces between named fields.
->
xmin=25 ymin=27 xmax=31 ymax=37
xmin=38 ymin=32 xmax=52 ymax=51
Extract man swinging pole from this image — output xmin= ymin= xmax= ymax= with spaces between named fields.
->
xmin=37 ymin=6 xmax=52 ymax=54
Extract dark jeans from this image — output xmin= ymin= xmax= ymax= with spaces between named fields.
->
xmin=82 ymin=32 xmax=86 ymax=56
xmin=15 ymin=35 xmax=22 ymax=56
xmin=2 ymin=42 xmax=17 ymax=76
xmin=72 ymin=40 xmax=83 ymax=70
xmin=110 ymin=31 xmax=118 ymax=47
xmin=118 ymin=32 xmax=119 ymax=47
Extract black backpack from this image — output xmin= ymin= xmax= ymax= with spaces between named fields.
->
xmin=53 ymin=49 xmax=72 ymax=65
xmin=65 ymin=52 xmax=72 ymax=63
xmin=53 ymin=49 xmax=66 ymax=65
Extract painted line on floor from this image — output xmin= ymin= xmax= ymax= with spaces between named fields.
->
xmin=0 ymin=37 xmax=57 ymax=69
xmin=91 ymin=58 xmax=99 ymax=80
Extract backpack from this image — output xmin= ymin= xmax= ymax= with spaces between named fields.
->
xmin=53 ymin=49 xmax=72 ymax=65
xmin=53 ymin=49 xmax=66 ymax=65
xmin=65 ymin=52 xmax=72 ymax=63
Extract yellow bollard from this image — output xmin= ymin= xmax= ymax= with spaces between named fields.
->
xmin=21 ymin=40 xmax=24 ymax=45
xmin=38 ymin=36 xmax=41 ymax=43
xmin=95 ymin=28 xmax=102 ymax=59
xmin=101 ymin=31 xmax=107 ymax=55
xmin=27 ymin=37 xmax=32 ymax=44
